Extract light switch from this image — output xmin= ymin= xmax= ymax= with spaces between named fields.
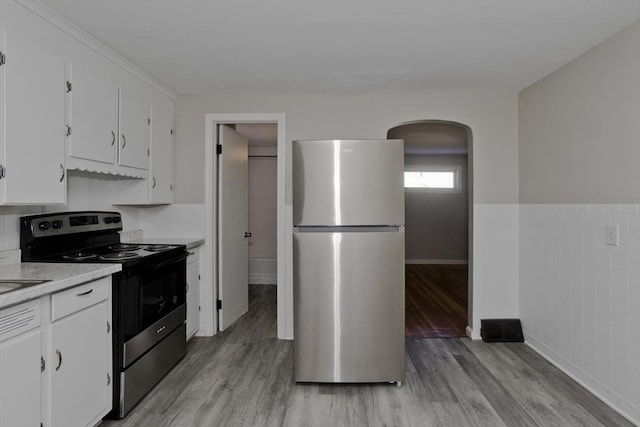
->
xmin=605 ymin=225 xmax=619 ymax=246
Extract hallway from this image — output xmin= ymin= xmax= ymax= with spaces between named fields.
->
xmin=405 ymin=264 xmax=468 ymax=338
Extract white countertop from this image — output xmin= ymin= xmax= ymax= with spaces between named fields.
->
xmin=123 ymin=237 xmax=205 ymax=250
xmin=0 ymin=262 xmax=122 ymax=309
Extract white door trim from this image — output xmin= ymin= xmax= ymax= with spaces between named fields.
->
xmin=203 ymin=113 xmax=288 ymax=339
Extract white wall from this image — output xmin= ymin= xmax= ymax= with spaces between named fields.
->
xmin=174 ymin=91 xmax=519 ymax=337
xmin=519 ymin=19 xmax=640 ymax=425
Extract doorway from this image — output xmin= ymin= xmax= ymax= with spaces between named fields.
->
xmin=203 ymin=113 xmax=286 ymax=338
xmin=387 ymin=120 xmax=473 ymax=338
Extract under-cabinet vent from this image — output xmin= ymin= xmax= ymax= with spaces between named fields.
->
xmin=0 ymin=300 xmax=41 ymax=343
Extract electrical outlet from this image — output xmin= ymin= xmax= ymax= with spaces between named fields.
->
xmin=605 ymin=225 xmax=619 ymax=246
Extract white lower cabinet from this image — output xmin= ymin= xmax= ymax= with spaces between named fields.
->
xmin=0 ymin=276 xmax=113 ymax=427
xmin=48 ymin=277 xmax=112 ymax=427
xmin=0 ymin=299 xmax=42 ymax=427
xmin=186 ymin=247 xmax=200 ymax=339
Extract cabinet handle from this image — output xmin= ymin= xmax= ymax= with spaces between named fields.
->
xmin=76 ymin=288 xmax=93 ymax=296
xmin=156 ymin=326 xmax=166 ymax=334
xmin=0 ymin=51 xmax=5 ymax=66
xmin=107 ymin=321 xmax=111 ymax=334
xmin=111 ymin=130 xmax=116 ymax=146
xmin=186 ymin=282 xmax=190 ymax=293
xmin=55 ymin=349 xmax=62 ymax=371
xmin=187 ymin=251 xmax=195 ymax=255
xmin=152 ymin=176 xmax=156 ymax=189
xmin=121 ymin=134 xmax=127 ymax=148
xmin=59 ymin=164 xmax=65 ymax=182
xmin=0 ymin=164 xmax=5 ymax=179
xmin=66 ymin=125 xmax=72 ymax=137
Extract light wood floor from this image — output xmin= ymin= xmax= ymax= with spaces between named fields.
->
xmin=405 ymin=264 xmax=468 ymax=338
xmin=103 ymin=285 xmax=633 ymax=427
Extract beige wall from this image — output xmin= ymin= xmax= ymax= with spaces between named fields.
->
xmin=519 ymin=20 xmax=640 ymax=203
xmin=405 ymin=154 xmax=468 ymax=261
xmin=248 ymin=157 xmax=277 ymax=259
xmin=173 ymin=91 xmax=519 ymax=204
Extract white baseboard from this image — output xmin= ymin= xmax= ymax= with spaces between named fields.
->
xmin=249 ymin=273 xmax=277 ymax=285
xmin=525 ymin=336 xmax=638 ymax=425
xmin=249 ymin=258 xmax=277 ymax=285
xmin=405 ymin=259 xmax=468 ymax=265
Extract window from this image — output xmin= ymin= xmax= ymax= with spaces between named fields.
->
xmin=404 ymin=166 xmax=461 ymax=192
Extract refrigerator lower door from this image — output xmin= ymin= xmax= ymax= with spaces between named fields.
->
xmin=293 ymin=229 xmax=405 ymax=383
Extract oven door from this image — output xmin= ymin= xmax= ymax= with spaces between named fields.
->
xmin=116 ymin=253 xmax=187 ymax=368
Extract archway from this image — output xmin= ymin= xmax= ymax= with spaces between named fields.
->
xmin=388 ymin=120 xmax=473 ymax=338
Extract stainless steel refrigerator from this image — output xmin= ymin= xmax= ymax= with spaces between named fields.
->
xmin=293 ymin=139 xmax=405 ymax=385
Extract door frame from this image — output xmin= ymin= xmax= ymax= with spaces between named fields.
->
xmin=203 ymin=113 xmax=287 ymax=338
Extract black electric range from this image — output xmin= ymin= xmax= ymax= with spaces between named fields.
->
xmin=20 ymin=211 xmax=188 ymax=419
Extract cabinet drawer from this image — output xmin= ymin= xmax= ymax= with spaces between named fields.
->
xmin=0 ymin=299 xmax=41 ymax=343
xmin=51 ymin=277 xmax=109 ymax=321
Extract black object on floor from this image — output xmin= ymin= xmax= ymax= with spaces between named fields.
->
xmin=481 ymin=319 xmax=524 ymax=342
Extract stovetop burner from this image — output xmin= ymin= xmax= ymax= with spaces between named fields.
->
xmin=109 ymin=244 xmax=142 ymax=251
xmin=62 ymin=251 xmax=98 ymax=261
xmin=99 ymin=252 xmax=140 ymax=261
xmin=143 ymin=244 xmax=172 ymax=252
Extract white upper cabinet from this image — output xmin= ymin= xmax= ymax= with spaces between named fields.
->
xmin=118 ymin=88 xmax=150 ymax=170
xmin=149 ymin=97 xmax=174 ymax=203
xmin=110 ymin=95 xmax=174 ymax=205
xmin=67 ymin=66 xmax=151 ymax=176
xmin=68 ymin=63 xmax=118 ymax=165
xmin=0 ymin=29 xmax=66 ymax=205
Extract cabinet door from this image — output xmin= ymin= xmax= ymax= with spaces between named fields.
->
xmin=1 ymin=31 xmax=65 ymax=204
xmin=68 ymin=63 xmax=118 ymax=164
xmin=186 ymin=249 xmax=200 ymax=338
xmin=0 ymin=329 xmax=41 ymax=427
xmin=149 ymin=98 xmax=174 ymax=203
xmin=51 ymin=301 xmax=109 ymax=427
xmin=119 ymin=89 xmax=150 ymax=170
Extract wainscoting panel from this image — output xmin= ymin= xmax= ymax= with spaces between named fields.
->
xmin=520 ymin=204 xmax=640 ymax=424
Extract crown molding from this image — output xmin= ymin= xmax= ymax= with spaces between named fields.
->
xmin=16 ymin=0 xmax=177 ymax=100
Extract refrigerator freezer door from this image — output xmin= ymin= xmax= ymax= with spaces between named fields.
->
xmin=293 ymin=139 xmax=404 ymax=226
xmin=293 ymin=229 xmax=405 ymax=383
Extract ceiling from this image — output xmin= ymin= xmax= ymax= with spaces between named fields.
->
xmin=38 ymin=0 xmax=640 ymax=96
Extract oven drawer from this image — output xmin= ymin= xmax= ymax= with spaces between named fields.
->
xmin=51 ymin=277 xmax=109 ymax=321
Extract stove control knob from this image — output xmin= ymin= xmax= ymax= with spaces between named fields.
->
xmin=52 ymin=220 xmax=63 ymax=229
xmin=104 ymin=217 xmax=113 ymax=224
xmin=38 ymin=221 xmax=51 ymax=231
xmin=112 ymin=217 xmax=121 ymax=224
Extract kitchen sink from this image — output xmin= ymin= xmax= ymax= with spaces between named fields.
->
xmin=0 ymin=279 xmax=51 ymax=294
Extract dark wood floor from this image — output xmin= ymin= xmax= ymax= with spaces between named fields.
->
xmin=103 ymin=285 xmax=634 ymax=427
xmin=406 ymin=264 xmax=468 ymax=338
